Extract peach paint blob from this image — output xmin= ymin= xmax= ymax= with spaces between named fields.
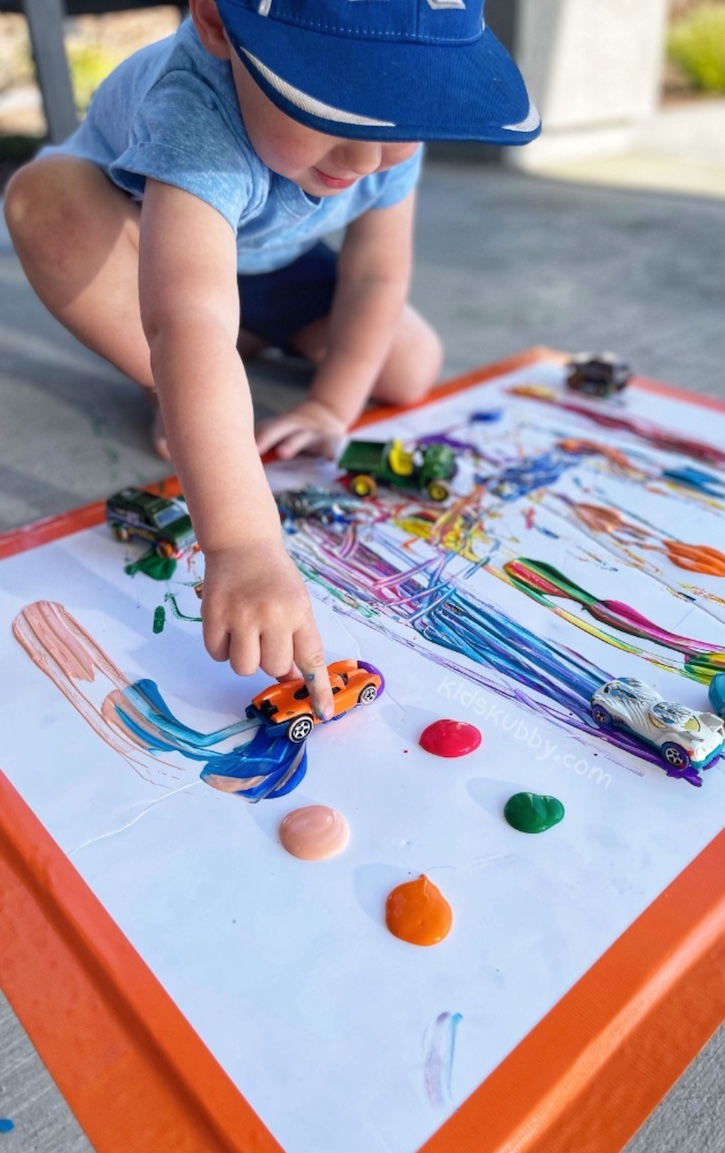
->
xmin=419 ymin=718 xmax=482 ymax=758
xmin=385 ymin=875 xmax=453 ymax=946
xmin=278 ymin=805 xmax=350 ymax=861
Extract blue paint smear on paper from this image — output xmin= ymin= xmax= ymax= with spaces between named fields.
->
xmin=470 ymin=409 xmax=503 ymax=423
xmin=662 ymin=466 xmax=725 ymax=498
xmin=424 ymin=1012 xmax=462 ymax=1107
xmin=114 ymin=679 xmax=307 ymax=801
xmin=482 ymin=452 xmax=578 ymax=501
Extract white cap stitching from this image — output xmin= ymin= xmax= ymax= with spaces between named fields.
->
xmin=503 ymin=104 xmax=540 ymax=133
xmin=241 ymin=49 xmax=396 ymax=127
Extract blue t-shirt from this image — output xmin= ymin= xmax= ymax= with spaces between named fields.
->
xmin=44 ymin=18 xmax=423 ymax=273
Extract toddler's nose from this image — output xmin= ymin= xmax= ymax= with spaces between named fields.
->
xmin=334 ymin=139 xmax=383 ymax=176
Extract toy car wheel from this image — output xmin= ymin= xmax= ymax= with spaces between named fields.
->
xmin=111 ymin=523 xmax=129 ymax=542
xmin=661 ymin=742 xmax=691 ymax=770
xmin=287 ymin=715 xmax=314 ymax=743
xmin=591 ymin=705 xmax=612 ymax=727
xmin=427 ymin=480 xmax=450 ymax=502
xmin=358 ymin=683 xmax=378 ymax=705
xmin=350 ymin=474 xmax=377 ymax=498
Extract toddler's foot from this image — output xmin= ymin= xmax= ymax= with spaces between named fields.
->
xmin=148 ymin=388 xmax=171 ymax=461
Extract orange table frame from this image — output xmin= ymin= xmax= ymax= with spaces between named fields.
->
xmin=3 ymin=348 xmax=725 ymax=1153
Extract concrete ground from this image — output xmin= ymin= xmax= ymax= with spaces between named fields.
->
xmin=1 ymin=97 xmax=725 ymax=1150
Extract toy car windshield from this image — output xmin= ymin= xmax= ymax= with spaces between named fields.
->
xmin=152 ymin=504 xmax=188 ymax=528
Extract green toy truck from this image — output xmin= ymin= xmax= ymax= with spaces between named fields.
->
xmin=105 ymin=487 xmax=196 ymax=558
xmin=338 ymin=438 xmax=456 ymax=502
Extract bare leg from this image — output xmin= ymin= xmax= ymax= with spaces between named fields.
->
xmin=3 ymin=155 xmax=175 ymax=458
xmin=287 ymin=303 xmax=444 ymax=408
xmin=4 ymin=156 xmax=152 ymax=383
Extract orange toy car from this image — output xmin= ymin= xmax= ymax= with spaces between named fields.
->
xmin=246 ymin=659 xmax=384 ymax=743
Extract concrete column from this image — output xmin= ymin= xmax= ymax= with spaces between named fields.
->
xmin=506 ymin=0 xmax=670 ymax=168
xmin=22 ymin=0 xmax=78 ymax=142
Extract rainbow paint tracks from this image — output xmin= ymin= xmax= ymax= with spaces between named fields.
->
xmin=503 ymin=559 xmax=725 ymax=683
xmin=14 ymin=362 xmax=725 ymax=797
xmin=271 ymin=366 xmax=725 ymax=777
xmin=12 ymin=601 xmax=307 ymax=800
xmin=508 ymin=383 xmax=725 ymax=468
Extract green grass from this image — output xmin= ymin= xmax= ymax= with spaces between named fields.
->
xmin=67 ymin=43 xmax=122 ymax=112
xmin=668 ymin=5 xmax=725 ymax=93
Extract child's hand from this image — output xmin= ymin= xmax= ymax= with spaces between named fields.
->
xmin=255 ymin=399 xmax=347 ymax=461
xmin=201 ymin=539 xmax=334 ymax=720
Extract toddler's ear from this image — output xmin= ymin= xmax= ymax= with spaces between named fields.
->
xmin=189 ymin=0 xmax=233 ymax=60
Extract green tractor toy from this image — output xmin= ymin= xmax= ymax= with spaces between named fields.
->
xmin=338 ymin=438 xmax=456 ymax=502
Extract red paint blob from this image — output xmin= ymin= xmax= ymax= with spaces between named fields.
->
xmin=419 ymin=718 xmax=482 ymax=758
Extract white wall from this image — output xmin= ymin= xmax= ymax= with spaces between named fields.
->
xmin=507 ymin=0 xmax=670 ymax=168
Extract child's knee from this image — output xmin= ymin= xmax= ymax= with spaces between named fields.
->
xmin=4 ymin=164 xmax=38 ymax=243
xmin=414 ymin=324 xmax=444 ymax=392
xmin=5 ymin=158 xmax=110 ymax=276
xmin=375 ymin=318 xmax=444 ymax=406
xmin=5 ymin=161 xmax=67 ymax=264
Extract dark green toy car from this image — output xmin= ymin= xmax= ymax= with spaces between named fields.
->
xmin=105 ymin=487 xmax=196 ymax=558
xmin=338 ymin=438 xmax=457 ymax=502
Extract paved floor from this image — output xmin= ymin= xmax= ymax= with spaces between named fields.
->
xmin=529 ymin=98 xmax=725 ymax=202
xmin=1 ymin=98 xmax=725 ymax=1150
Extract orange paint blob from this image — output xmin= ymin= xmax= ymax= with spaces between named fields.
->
xmin=385 ymin=875 xmax=453 ymax=946
xmin=278 ymin=805 xmax=350 ymax=861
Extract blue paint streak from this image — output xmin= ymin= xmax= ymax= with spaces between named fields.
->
xmin=0 ymin=1120 xmax=14 ymax=1134
xmin=424 ymin=1011 xmax=463 ymax=1107
xmin=415 ymin=584 xmax=604 ymax=717
xmin=483 ymin=452 xmax=578 ymax=501
xmin=200 ymin=728 xmax=308 ymax=800
xmin=125 ymin=679 xmax=250 ymax=748
xmin=470 ymin=409 xmax=503 ymax=422
xmin=662 ymin=466 xmax=725 ymax=497
xmin=445 ymin=1012 xmax=463 ymax=1097
xmin=114 ymin=680 xmax=307 ymax=801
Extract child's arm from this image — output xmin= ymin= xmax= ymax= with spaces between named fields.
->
xmin=255 ymin=191 xmax=416 ymax=459
xmin=138 ymin=178 xmax=333 ymax=717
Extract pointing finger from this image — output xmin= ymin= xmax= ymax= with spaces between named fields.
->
xmin=293 ymin=628 xmax=333 ymax=721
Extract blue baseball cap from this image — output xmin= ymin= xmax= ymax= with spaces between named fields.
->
xmin=215 ymin=0 xmax=541 ymax=144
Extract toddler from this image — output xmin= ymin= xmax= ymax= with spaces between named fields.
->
xmin=4 ymin=0 xmax=539 ymax=715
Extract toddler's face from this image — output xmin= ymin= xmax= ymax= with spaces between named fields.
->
xmin=230 ymin=53 xmax=419 ymax=196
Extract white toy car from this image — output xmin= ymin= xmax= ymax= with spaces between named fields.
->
xmin=591 ymin=677 xmax=725 ymax=776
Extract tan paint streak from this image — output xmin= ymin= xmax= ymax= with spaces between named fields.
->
xmin=13 ymin=601 xmax=186 ymax=786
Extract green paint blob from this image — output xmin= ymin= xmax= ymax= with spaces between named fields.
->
xmin=504 ymin=791 xmax=565 ymax=834
xmin=125 ymin=550 xmax=177 ymax=581
xmin=153 ymin=606 xmax=166 ymax=634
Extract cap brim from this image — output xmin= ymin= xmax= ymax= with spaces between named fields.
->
xmin=217 ymin=0 xmax=540 ymax=144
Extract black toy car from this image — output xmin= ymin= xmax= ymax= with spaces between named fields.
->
xmin=565 ymin=352 xmax=632 ymax=397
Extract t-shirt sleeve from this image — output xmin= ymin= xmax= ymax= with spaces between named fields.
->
xmin=371 ymin=145 xmax=424 ymax=209
xmin=107 ymin=71 xmax=261 ymax=231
